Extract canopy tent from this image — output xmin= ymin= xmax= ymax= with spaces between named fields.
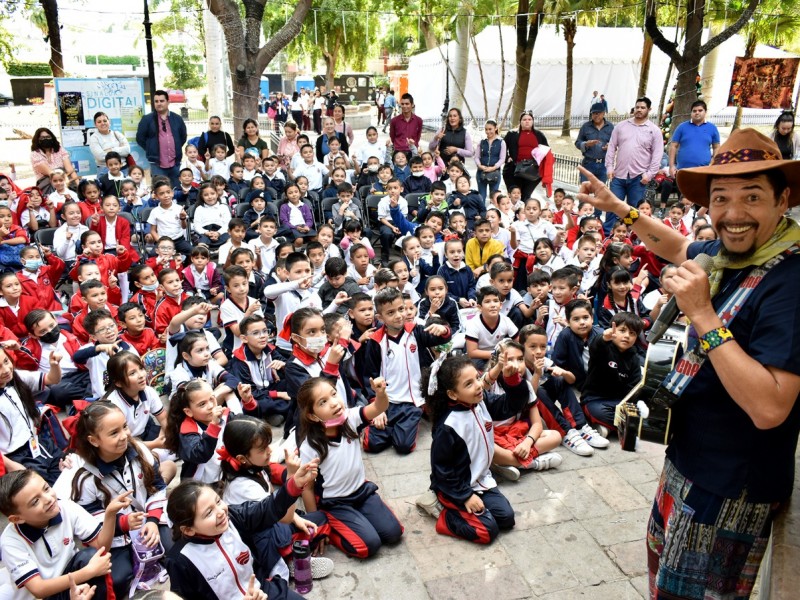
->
xmin=407 ymin=25 xmax=799 ymax=123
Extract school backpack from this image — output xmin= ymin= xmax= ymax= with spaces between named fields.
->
xmin=140 ymin=348 xmax=166 ymax=396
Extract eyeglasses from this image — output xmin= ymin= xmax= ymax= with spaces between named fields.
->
xmin=95 ymin=324 xmax=118 ymax=335
xmin=245 ymin=329 xmax=269 ymax=338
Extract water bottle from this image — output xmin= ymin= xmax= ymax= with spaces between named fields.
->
xmin=292 ymin=539 xmax=313 ymax=594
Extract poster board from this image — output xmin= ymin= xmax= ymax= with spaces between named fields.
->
xmin=53 ymin=78 xmax=150 ymax=176
xmin=727 ymin=58 xmax=799 ymax=109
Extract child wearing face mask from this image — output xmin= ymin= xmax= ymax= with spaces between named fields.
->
xmin=16 ymin=245 xmax=65 ymax=313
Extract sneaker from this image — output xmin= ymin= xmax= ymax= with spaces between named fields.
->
xmin=580 ymin=424 xmax=610 ymax=449
xmin=289 ymin=556 xmax=335 ymax=580
xmin=531 ymin=452 xmax=563 ymax=471
xmin=562 ymin=429 xmax=594 ymax=456
xmin=595 ymin=424 xmax=610 ymax=439
xmin=490 ymin=464 xmax=521 ymax=481
xmin=415 ymin=489 xmax=443 ymax=519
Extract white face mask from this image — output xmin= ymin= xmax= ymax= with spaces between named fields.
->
xmin=367 ymin=164 xmax=379 ymax=173
xmin=301 ymin=335 xmax=327 ymax=354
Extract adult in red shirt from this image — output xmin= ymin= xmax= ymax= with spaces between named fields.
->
xmin=502 ymin=111 xmax=549 ymax=200
xmin=388 ymin=93 xmax=423 ymax=159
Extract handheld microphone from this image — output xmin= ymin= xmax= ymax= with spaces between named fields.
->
xmin=645 ymin=253 xmax=713 ymax=344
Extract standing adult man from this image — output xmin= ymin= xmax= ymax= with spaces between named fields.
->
xmin=375 ymin=87 xmax=386 ymax=126
xmin=669 ymin=100 xmax=720 ymax=182
xmin=575 ymin=103 xmax=614 ymax=183
xmin=578 ymin=128 xmax=800 ymax=600
xmin=381 ymin=90 xmax=397 ymax=133
xmin=387 ymin=93 xmax=423 ymax=159
xmin=604 ymin=96 xmax=663 ymax=234
xmin=589 ymin=90 xmax=599 ymax=111
xmin=135 ymin=90 xmax=187 ymax=187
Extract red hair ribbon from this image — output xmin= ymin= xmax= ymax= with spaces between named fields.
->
xmin=279 ymin=313 xmax=293 ymax=342
xmin=216 ymin=446 xmax=241 ymax=471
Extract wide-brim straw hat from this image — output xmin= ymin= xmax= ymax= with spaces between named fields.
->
xmin=676 ymin=128 xmax=800 ymax=207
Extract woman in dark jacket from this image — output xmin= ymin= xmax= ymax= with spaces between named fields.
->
xmin=502 ymin=111 xmax=548 ymax=199
xmin=315 ymin=116 xmax=349 ymax=162
xmin=196 ymin=115 xmax=235 ymax=158
xmin=429 ymin=108 xmax=474 ymax=166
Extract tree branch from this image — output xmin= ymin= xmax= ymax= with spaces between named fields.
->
xmin=699 ymin=0 xmax=760 ymax=56
xmin=645 ymin=15 xmax=681 ymax=63
xmin=255 ymin=0 xmax=312 ymax=75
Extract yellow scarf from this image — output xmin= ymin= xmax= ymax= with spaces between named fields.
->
xmin=709 ymin=217 xmax=800 ymax=297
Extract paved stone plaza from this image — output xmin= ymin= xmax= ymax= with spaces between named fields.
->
xmin=303 ymin=417 xmax=666 ymax=600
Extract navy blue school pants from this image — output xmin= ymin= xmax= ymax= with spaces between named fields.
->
xmin=57 ymin=545 xmax=133 ymax=600
xmin=362 ymin=402 xmax=422 ymax=454
xmin=581 ymin=395 xmax=619 ymax=431
xmin=320 ymin=481 xmax=403 ymax=558
xmin=536 ymin=376 xmax=587 ymax=435
xmin=435 ymin=487 xmax=515 ymax=544
xmin=46 ymin=370 xmax=92 ymax=409
xmin=6 ymin=444 xmax=63 ymax=486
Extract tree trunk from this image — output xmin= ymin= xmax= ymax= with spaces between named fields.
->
xmin=658 ymin=61 xmax=673 ymax=120
xmin=732 ymin=31 xmax=757 ymax=131
xmin=561 ymin=18 xmax=576 ymax=138
xmin=209 ymin=0 xmax=312 ymax=133
xmin=452 ymin=13 xmax=472 ymax=112
xmin=638 ymin=34 xmax=653 ymax=98
xmin=39 ymin=0 xmax=64 ymax=77
xmin=323 ymin=32 xmax=342 ymax=91
xmin=511 ymin=0 xmax=545 ymax=121
xmin=204 ymin=6 xmax=227 ymax=117
xmin=420 ymin=17 xmax=438 ymax=51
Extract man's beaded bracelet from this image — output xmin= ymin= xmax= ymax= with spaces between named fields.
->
xmin=699 ymin=326 xmax=734 ymax=353
xmin=622 ymin=207 xmax=640 ymax=226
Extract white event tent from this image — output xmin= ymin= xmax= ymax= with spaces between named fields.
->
xmin=407 ymin=25 xmax=799 ymax=122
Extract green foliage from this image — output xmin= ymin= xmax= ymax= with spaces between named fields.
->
xmin=0 ymin=20 xmax=13 ymax=70
xmin=163 ymin=45 xmax=204 ymax=90
xmin=151 ymin=0 xmax=205 ymax=54
xmin=7 ymin=61 xmax=52 ymax=76
xmin=85 ymin=55 xmax=142 ymax=67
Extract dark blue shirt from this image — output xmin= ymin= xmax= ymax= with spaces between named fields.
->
xmin=575 ymin=119 xmax=614 ymax=162
xmin=668 ymin=240 xmax=800 ymax=502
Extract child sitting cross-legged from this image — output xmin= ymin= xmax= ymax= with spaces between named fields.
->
xmin=484 ymin=340 xmax=563 ymax=482
xmin=581 ymin=312 xmax=644 ymax=435
xmin=464 ymin=286 xmax=518 ymax=371
xmin=551 ymin=299 xmax=604 ymax=393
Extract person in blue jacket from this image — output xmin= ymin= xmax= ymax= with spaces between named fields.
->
xmin=135 ymin=90 xmax=188 ymax=187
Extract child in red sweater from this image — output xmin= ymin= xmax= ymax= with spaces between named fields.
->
xmin=0 ymin=272 xmax=38 ymax=338
xmin=71 ymin=280 xmax=120 ymax=344
xmin=17 ymin=246 xmax=64 ymax=312
xmin=152 ymin=268 xmax=188 ymax=336
xmin=68 ymin=230 xmax=133 ymax=294
xmin=76 ymin=179 xmax=102 ymax=223
xmin=129 ymin=264 xmax=160 ymax=327
xmin=118 ymin=302 xmax=161 ymax=355
xmin=68 ymin=261 xmax=123 ymax=315
xmin=146 ymin=236 xmax=183 ymax=277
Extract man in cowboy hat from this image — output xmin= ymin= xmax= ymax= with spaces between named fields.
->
xmin=577 ymin=128 xmax=800 ymax=600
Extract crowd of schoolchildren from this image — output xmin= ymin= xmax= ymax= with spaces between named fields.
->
xmin=0 ymin=118 xmax=713 ymax=599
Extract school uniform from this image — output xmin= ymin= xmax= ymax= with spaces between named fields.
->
xmin=53 ymin=223 xmax=89 ymax=263
xmin=71 ymin=303 xmax=119 ymax=345
xmin=526 ymin=364 xmax=587 ymax=437
xmin=105 ymin=387 xmax=164 ymax=441
xmin=90 ymin=215 xmax=139 ymax=262
xmin=68 ymin=252 xmax=133 ymax=299
xmin=0 ymin=498 xmax=110 ymax=600
xmin=0 ymin=370 xmax=63 ymax=485
xmin=229 ymin=344 xmax=288 ymax=417
xmin=177 ymin=409 xmax=231 ymax=482
xmin=544 ymin=297 xmax=570 ymax=350
xmin=182 ymin=263 xmax=224 ymax=300
xmin=447 ymin=191 xmax=485 ymax=228
xmin=146 ymin=203 xmax=192 ymax=255
xmin=144 ymin=256 xmax=182 ymax=279
xmin=417 ymin=295 xmax=461 ymax=333
xmin=360 ymin=322 xmax=451 ymax=454
xmin=17 ymin=255 xmax=65 ymax=313
xmin=430 ymin=374 xmax=526 ymax=544
xmin=219 ymin=296 xmax=263 ymax=355
xmin=165 ymin=328 xmax=225 ymax=386
xmin=264 ymin=281 xmax=329 ymax=354
xmin=73 ymin=339 xmax=138 ymax=399
xmin=130 ymin=290 xmax=158 ymax=326
xmin=248 ymin=237 xmax=279 ymax=275
xmin=438 ymin=261 xmax=476 ymax=304
xmin=120 ymin=326 xmax=161 ymax=356
xmin=170 ymin=360 xmax=240 ymax=411
xmin=346 ymin=263 xmax=376 ymax=293
xmin=550 ymin=325 xmax=603 ymax=392
xmin=299 ymin=407 xmax=403 ymax=558
xmin=511 ymin=219 xmax=557 ymax=290
xmin=166 ymin=482 xmax=306 ymax=600
xmin=153 ymin=293 xmax=189 ymax=336
xmin=194 ymin=203 xmax=232 ymax=248
xmin=581 ymin=336 xmax=642 ymax=429
xmin=0 ymin=295 xmax=39 ymax=339
xmin=71 ymin=446 xmax=168 ymax=594
xmin=17 ymin=333 xmax=90 ymax=409
xmin=464 ymin=314 xmax=519 ymax=366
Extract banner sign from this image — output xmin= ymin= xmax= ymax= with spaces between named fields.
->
xmin=53 ymin=78 xmax=150 ymax=176
xmin=727 ymin=57 xmax=799 ymax=110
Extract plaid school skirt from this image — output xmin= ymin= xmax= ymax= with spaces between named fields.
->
xmin=647 ymin=459 xmax=778 ymax=600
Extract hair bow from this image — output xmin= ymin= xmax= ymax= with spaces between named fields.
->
xmin=427 ymin=353 xmax=448 ymax=396
xmin=216 ymin=446 xmax=241 ymax=471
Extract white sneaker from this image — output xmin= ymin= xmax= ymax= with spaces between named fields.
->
xmin=580 ymin=424 xmax=610 ymax=449
xmin=594 ymin=424 xmax=610 ymax=439
xmin=531 ymin=452 xmax=563 ymax=471
xmin=415 ymin=489 xmax=443 ymax=519
xmin=562 ymin=429 xmax=594 ymax=456
xmin=491 ymin=464 xmax=521 ymax=481
xmin=289 ymin=556 xmax=335 ymax=580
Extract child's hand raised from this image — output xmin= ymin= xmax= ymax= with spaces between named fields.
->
xmin=245 ymin=302 xmax=260 ymax=316
xmin=292 ymin=457 xmax=320 ymax=489
xmin=603 ymin=322 xmax=617 ymax=342
xmin=211 ymin=404 xmax=224 ymax=425
xmin=338 ymin=319 xmax=352 ymax=341
xmin=243 ymin=574 xmax=268 ymax=600
xmin=126 ymin=511 xmax=146 ymax=531
xmin=106 ymin=490 xmax=134 ymax=515
xmin=284 ymin=448 xmax=301 ymax=477
xmin=534 ymin=357 xmax=546 ymax=377
xmin=424 ymin=323 xmax=448 ymax=337
xmin=326 ymin=343 xmax=345 ymax=365
xmin=332 ymin=291 xmax=350 ymax=306
xmin=49 ymin=352 xmax=62 ymax=368
xmin=237 ymin=382 xmax=252 ymax=403
xmin=369 ymin=376 xmax=387 ymax=394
